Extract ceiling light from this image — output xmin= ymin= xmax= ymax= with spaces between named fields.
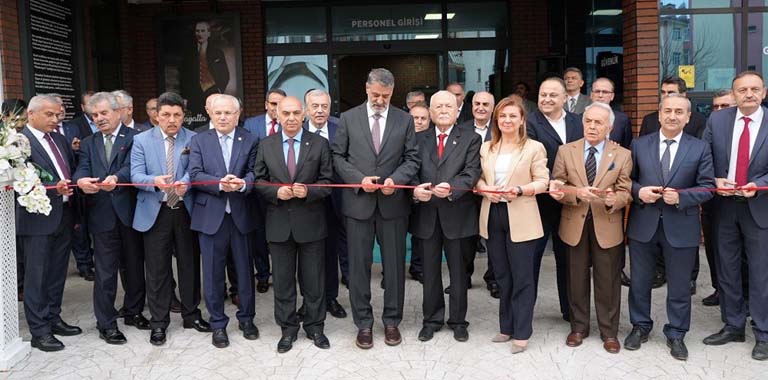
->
xmin=424 ymin=13 xmax=455 ymax=20
xmin=590 ymin=9 xmax=622 ymax=16
xmin=414 ymin=34 xmax=440 ymax=39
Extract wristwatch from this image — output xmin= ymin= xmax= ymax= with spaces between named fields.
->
xmin=515 ymin=186 xmax=523 ymax=196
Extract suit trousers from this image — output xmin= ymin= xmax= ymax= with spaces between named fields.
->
xmin=409 ymin=234 xmax=422 ymax=275
xmin=271 ymin=237 xmax=326 ymax=336
xmin=92 ymin=217 xmax=145 ymax=330
xmin=199 ymin=214 xmax=255 ymax=329
xmin=467 ymin=236 xmax=496 ymax=285
xmin=21 ymin=206 xmax=73 ymax=337
xmin=487 ymin=203 xmax=538 ymax=340
xmin=71 ymin=221 xmax=94 ymax=272
xmin=716 ymin=198 xmax=768 ymax=341
xmin=534 ymin=196 xmax=569 ymax=318
xmin=419 ymin=218 xmax=472 ymax=329
xmin=628 ymin=220 xmax=696 ymax=339
xmin=143 ymin=203 xmax=202 ymax=329
xmin=566 ymin=218 xmax=623 ymax=339
xmin=346 ymin=208 xmax=408 ymax=329
xmin=251 ymin=225 xmax=271 ymax=281
xmin=298 ymin=199 xmax=347 ymax=302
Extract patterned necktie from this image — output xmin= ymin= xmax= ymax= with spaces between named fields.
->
xmin=269 ymin=119 xmax=278 ymax=136
xmin=585 ymin=146 xmax=597 ymax=185
xmin=287 ymin=137 xmax=296 ymax=180
xmin=220 ymin=134 xmax=231 ymax=171
xmin=104 ymin=134 xmax=113 ymax=162
xmin=661 ymin=139 xmax=675 ymax=183
xmin=372 ymin=113 xmax=382 ymax=154
xmin=165 ymin=136 xmax=180 ymax=208
xmin=568 ymin=98 xmax=576 ymax=113
xmin=735 ymin=117 xmax=751 ymax=186
xmin=437 ymin=133 xmax=447 ymax=159
xmin=43 ymin=133 xmax=70 ymax=180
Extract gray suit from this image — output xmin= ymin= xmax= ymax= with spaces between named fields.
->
xmin=568 ymin=94 xmax=592 ymax=114
xmin=331 ymin=103 xmax=420 ymax=329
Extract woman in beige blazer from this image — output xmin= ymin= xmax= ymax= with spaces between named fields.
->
xmin=475 ymin=96 xmax=549 ymax=353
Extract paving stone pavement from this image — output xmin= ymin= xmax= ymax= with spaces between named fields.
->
xmin=4 ymin=249 xmax=766 ymax=380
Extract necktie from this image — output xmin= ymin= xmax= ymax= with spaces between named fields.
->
xmin=568 ymin=98 xmax=576 ymax=113
xmin=372 ymin=113 xmax=382 ymax=154
xmin=269 ymin=119 xmax=278 ymax=136
xmin=104 ymin=134 xmax=113 ymax=162
xmin=735 ymin=117 xmax=751 ymax=186
xmin=198 ymin=45 xmax=214 ymax=91
xmin=661 ymin=139 xmax=675 ymax=183
xmin=585 ymin=146 xmax=597 ymax=185
xmin=437 ymin=133 xmax=447 ymax=159
xmin=165 ymin=136 xmax=180 ymax=208
xmin=287 ymin=137 xmax=296 ymax=180
xmin=43 ymin=134 xmax=70 ymax=180
xmin=220 ymin=135 xmax=231 ymax=171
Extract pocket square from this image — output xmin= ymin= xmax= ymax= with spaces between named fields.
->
xmin=181 ymin=147 xmax=190 ymax=155
xmin=607 ymin=162 xmax=615 ymax=171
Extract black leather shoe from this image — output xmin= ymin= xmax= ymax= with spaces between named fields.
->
xmin=444 ymin=285 xmax=451 ymax=294
xmin=170 ymin=295 xmax=182 ymax=313
xmin=150 ymin=328 xmax=166 ymax=346
xmin=277 ymin=334 xmax=297 ymax=353
xmin=652 ymin=272 xmax=666 ymax=289
xmin=689 ymin=280 xmax=697 ymax=295
xmin=418 ymin=327 xmax=436 ymax=342
xmin=409 ymin=271 xmax=424 ymax=283
xmin=212 ymin=328 xmax=229 ymax=348
xmin=667 ymin=338 xmax=688 ymax=360
xmin=99 ymin=328 xmax=127 ymax=345
xmin=79 ymin=268 xmax=95 ymax=282
xmin=753 ymin=341 xmax=768 ymax=361
xmin=124 ymin=314 xmax=151 ymax=330
xmin=183 ymin=319 xmax=212 ymax=333
xmin=297 ymin=303 xmax=306 ymax=322
xmin=239 ymin=321 xmax=259 ymax=340
xmin=51 ymin=320 xmax=82 ymax=336
xmin=31 ymin=334 xmax=64 ymax=352
xmin=488 ymin=283 xmax=500 ymax=299
xmin=256 ymin=279 xmax=270 ymax=293
xmin=621 ymin=271 xmax=631 ymax=287
xmin=453 ymin=326 xmax=469 ymax=342
xmin=703 ymin=328 xmax=745 ymax=345
xmin=476 ymin=239 xmax=486 ymax=253
xmin=624 ymin=327 xmax=649 ymax=350
xmin=327 ymin=299 xmax=347 ymax=319
xmin=307 ymin=332 xmax=330 ymax=349
xmin=702 ymin=291 xmax=720 ymax=306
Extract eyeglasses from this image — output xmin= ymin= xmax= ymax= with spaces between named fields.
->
xmin=712 ymin=104 xmax=734 ymax=110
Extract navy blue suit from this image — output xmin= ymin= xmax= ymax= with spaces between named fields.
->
xmin=72 ymin=125 xmax=146 ymax=329
xmin=704 ymin=106 xmax=768 ymax=341
xmin=189 ymin=127 xmax=259 ymax=329
xmin=610 ymin=110 xmax=634 ymax=149
xmin=526 ymin=110 xmax=583 ymax=320
xmin=60 ymin=121 xmax=95 ymax=273
xmin=627 ymin=132 xmax=714 ymax=339
xmin=17 ymin=126 xmax=76 ymax=338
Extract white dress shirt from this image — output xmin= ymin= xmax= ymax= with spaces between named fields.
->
xmin=474 ymin=121 xmax=490 ymax=141
xmin=125 ymin=120 xmax=135 ymax=130
xmin=366 ymin=103 xmax=389 ymax=143
xmin=435 ymin=126 xmax=453 ymax=149
xmin=27 ymin=125 xmax=69 ymax=202
xmin=727 ymin=107 xmax=764 ymax=182
xmin=307 ymin=121 xmax=329 ymax=140
xmin=659 ymin=130 xmax=683 ymax=171
xmin=544 ymin=111 xmax=567 ymax=144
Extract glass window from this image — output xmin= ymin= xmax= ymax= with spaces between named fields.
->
xmin=660 ymin=0 xmax=741 ymax=10
xmin=447 ymin=2 xmax=507 ymax=38
xmin=331 ymin=4 xmax=442 ymax=41
xmin=746 ymin=13 xmax=768 ymax=75
xmin=447 ymin=50 xmax=506 ymax=95
xmin=267 ymin=55 xmax=329 ymax=105
xmin=659 ymin=13 xmax=739 ymax=91
xmin=266 ymin=7 xmax=326 ymax=44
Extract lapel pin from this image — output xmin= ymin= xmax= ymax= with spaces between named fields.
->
xmin=608 ymin=153 xmax=613 ymax=157
xmin=118 ymin=134 xmax=125 ymax=138
xmin=237 ymin=137 xmax=242 ymax=141
xmin=305 ymin=142 xmax=309 ymax=146
xmin=452 ymin=141 xmax=457 ymax=145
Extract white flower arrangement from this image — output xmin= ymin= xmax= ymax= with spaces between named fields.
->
xmin=1 ymin=110 xmax=52 ymax=215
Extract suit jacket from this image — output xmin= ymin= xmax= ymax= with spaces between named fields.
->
xmin=72 ymin=125 xmax=138 ymax=233
xmin=244 ymin=113 xmax=281 ymax=142
xmin=456 ymin=105 xmax=473 ymax=125
xmin=130 ymin=126 xmax=196 ymax=232
xmin=131 ymin=122 xmax=152 ymax=134
xmin=551 ymin=139 xmax=633 ymax=248
xmin=640 ymin=110 xmax=706 ymax=138
xmin=410 ymin=126 xmax=482 ymax=240
xmin=16 ymin=127 xmax=76 ymax=236
xmin=457 ymin=119 xmax=493 ymax=142
xmin=181 ymin=44 xmax=229 ymax=95
xmin=569 ymin=94 xmax=591 ymax=114
xmin=477 ymin=139 xmax=550 ymax=242
xmin=703 ymin=106 xmax=768 ymax=228
xmin=253 ymin=131 xmax=334 ymax=243
xmin=610 ymin=110 xmax=634 ymax=149
xmin=627 ymin=132 xmax=714 ymax=248
xmin=188 ymin=127 xmax=258 ymax=235
xmin=331 ymin=103 xmax=420 ymax=220
xmin=68 ymin=114 xmax=96 ymax=139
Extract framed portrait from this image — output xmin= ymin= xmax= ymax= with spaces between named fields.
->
xmin=156 ymin=13 xmax=243 ymax=129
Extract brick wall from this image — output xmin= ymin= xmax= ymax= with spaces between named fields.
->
xmin=119 ymin=0 xmax=265 ymax=122
xmin=0 ymin=0 xmax=24 ymax=101
xmin=507 ymin=0 xmax=550 ymax=100
xmin=622 ymin=0 xmax=659 ymax=135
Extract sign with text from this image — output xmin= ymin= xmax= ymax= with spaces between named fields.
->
xmin=332 ymin=4 xmax=441 ymax=41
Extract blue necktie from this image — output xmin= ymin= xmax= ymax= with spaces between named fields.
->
xmin=220 ymin=135 xmax=232 ymax=213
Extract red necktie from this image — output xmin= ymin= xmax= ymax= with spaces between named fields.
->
xmin=269 ymin=119 xmax=278 ymax=136
xmin=437 ymin=133 xmax=447 ymax=159
xmin=735 ymin=116 xmax=751 ymax=186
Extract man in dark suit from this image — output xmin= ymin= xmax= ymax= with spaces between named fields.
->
xmin=188 ymin=94 xmax=259 ymax=349
xmin=456 ymin=91 xmax=498 ymax=298
xmin=405 ymin=102 xmax=432 ymax=283
xmin=640 ymin=76 xmax=706 ymax=138
xmin=68 ymin=91 xmax=97 ymax=137
xmin=180 ymin=20 xmax=230 ymax=113
xmin=526 ymin=77 xmax=584 ymax=322
xmin=253 ymin=96 xmax=334 ymax=353
xmin=299 ymin=89 xmax=348 ymax=319
xmin=590 ymin=78 xmax=633 ymax=149
xmin=331 ymin=68 xmax=420 ymax=349
xmin=130 ymin=92 xmax=211 ymax=346
xmin=243 ymin=88 xmax=288 ymax=293
xmin=702 ymin=71 xmax=768 ymax=361
xmin=412 ymin=91 xmax=482 ymax=342
xmin=447 ymin=82 xmax=473 ymax=124
xmin=18 ymin=95 xmax=82 ymax=352
xmin=112 ymin=90 xmax=151 ymax=133
xmin=625 ymin=94 xmax=714 ymax=360
xmin=137 ymin=98 xmax=158 ymax=131
xmin=73 ymin=92 xmax=148 ymax=345
xmin=564 ymin=68 xmax=592 ymax=114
